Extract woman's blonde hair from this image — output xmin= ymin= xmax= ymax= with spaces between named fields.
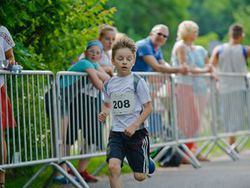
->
xmin=177 ymin=20 xmax=199 ymax=41
xmin=99 ymin=24 xmax=117 ymax=38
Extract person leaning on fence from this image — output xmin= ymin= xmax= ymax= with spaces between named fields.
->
xmin=132 ymin=24 xmax=188 ymax=138
xmin=210 ymin=23 xmax=250 ymax=148
xmin=0 ymin=25 xmax=17 ymax=188
xmin=132 ymin=24 xmax=188 ymax=74
xmin=54 ymin=40 xmax=110 ymax=184
xmin=77 ymin=24 xmax=117 ymax=77
xmin=98 ymin=36 xmax=155 ymax=188
xmin=171 ymin=20 xmax=213 ymax=162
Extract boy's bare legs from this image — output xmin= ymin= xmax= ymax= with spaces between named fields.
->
xmin=108 ymin=158 xmax=123 ymax=188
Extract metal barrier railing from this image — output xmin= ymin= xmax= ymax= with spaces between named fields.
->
xmin=0 ymin=70 xmax=250 ymax=188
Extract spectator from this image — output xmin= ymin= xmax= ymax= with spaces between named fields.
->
xmin=0 ymin=25 xmax=17 ymax=188
xmin=55 ymin=40 xmax=110 ymax=184
xmin=98 ymin=24 xmax=117 ymax=76
xmin=132 ymin=24 xmax=188 ymax=140
xmin=99 ymin=36 xmax=155 ymax=188
xmin=171 ymin=20 xmax=212 ymax=162
xmin=210 ymin=23 xmax=250 ymax=147
xmin=132 ymin=24 xmax=188 ymax=74
xmin=78 ymin=25 xmax=117 ymax=76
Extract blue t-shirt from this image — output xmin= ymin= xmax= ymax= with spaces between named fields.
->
xmin=60 ymin=58 xmax=99 ymax=88
xmin=132 ymin=37 xmax=163 ymax=72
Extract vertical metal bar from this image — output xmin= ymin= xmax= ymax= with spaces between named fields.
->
xmin=42 ymin=76 xmax=49 ymax=158
xmin=37 ymin=75 xmax=43 ymax=159
xmin=27 ymin=75 xmax=33 ymax=160
xmin=31 ymin=75 xmax=38 ymax=160
xmin=16 ymin=74 xmax=22 ymax=162
xmin=84 ymin=76 xmax=88 ymax=153
xmin=0 ymin=76 xmax=4 ymax=165
xmin=5 ymin=75 xmax=10 ymax=163
xmin=21 ymin=76 xmax=27 ymax=161
xmin=80 ymin=77 xmax=83 ymax=154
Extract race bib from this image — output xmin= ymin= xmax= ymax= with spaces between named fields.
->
xmin=111 ymin=92 xmax=135 ymax=115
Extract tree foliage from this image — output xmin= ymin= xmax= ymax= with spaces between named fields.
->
xmin=189 ymin=0 xmax=250 ymax=40
xmin=106 ymin=0 xmax=190 ymax=43
xmin=0 ymin=0 xmax=116 ymax=71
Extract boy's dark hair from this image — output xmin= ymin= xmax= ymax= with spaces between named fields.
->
xmin=229 ymin=23 xmax=244 ymax=39
xmin=111 ymin=36 xmax=136 ymax=60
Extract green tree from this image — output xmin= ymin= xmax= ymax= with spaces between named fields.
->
xmin=233 ymin=4 xmax=250 ymax=45
xmin=0 ymin=0 xmax=116 ymax=71
xmin=106 ymin=0 xmax=190 ymax=43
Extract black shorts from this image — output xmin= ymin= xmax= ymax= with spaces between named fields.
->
xmin=106 ymin=128 xmax=150 ymax=173
xmin=66 ymin=92 xmax=103 ymax=150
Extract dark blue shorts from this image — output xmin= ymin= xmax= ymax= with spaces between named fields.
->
xmin=106 ymin=128 xmax=150 ymax=173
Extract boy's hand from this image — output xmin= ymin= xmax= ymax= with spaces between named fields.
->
xmin=98 ymin=111 xmax=108 ymax=122
xmin=124 ymin=124 xmax=137 ymax=137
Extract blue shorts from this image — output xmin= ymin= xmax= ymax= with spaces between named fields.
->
xmin=106 ymin=128 xmax=150 ymax=173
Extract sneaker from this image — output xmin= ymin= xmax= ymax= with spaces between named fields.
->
xmin=148 ymin=157 xmax=156 ymax=175
xmin=70 ymin=170 xmax=99 ymax=183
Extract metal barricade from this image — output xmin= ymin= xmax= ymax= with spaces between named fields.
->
xmin=4 ymin=70 xmax=250 ymax=187
xmin=209 ymin=73 xmax=250 ymax=159
xmin=0 ymin=70 xmax=86 ymax=188
xmin=56 ymin=72 xmax=107 ymax=160
xmin=0 ymin=70 xmax=57 ymax=169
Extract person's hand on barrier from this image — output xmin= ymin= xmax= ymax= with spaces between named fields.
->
xmin=179 ymin=65 xmax=189 ymax=75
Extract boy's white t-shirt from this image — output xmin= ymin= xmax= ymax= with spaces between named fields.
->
xmin=0 ymin=26 xmax=15 ymax=87
xmin=103 ymin=73 xmax=151 ymax=132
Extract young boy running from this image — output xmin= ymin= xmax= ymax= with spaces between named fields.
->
xmin=99 ymin=36 xmax=155 ymax=188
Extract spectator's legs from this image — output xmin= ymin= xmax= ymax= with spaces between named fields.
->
xmin=0 ymin=132 xmax=6 ymax=187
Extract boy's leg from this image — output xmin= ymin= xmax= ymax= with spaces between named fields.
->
xmin=108 ymin=158 xmax=123 ymax=188
xmin=107 ymin=131 xmax=125 ymax=188
xmin=126 ymin=128 xmax=154 ymax=181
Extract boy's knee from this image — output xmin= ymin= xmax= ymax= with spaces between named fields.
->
xmin=108 ymin=162 xmax=121 ymax=175
xmin=134 ymin=173 xmax=146 ymax=182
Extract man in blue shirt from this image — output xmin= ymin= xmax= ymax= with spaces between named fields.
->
xmin=132 ymin=24 xmax=187 ymax=73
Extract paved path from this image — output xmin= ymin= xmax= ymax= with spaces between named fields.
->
xmin=89 ymin=151 xmax=250 ymax=188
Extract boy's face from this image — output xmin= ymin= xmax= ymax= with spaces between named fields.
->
xmin=99 ymin=31 xmax=116 ymax=51
xmin=85 ymin=46 xmax=102 ymax=62
xmin=112 ymin=47 xmax=135 ymax=76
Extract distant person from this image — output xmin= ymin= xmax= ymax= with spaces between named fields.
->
xmin=171 ymin=20 xmax=213 ymax=162
xmin=78 ymin=25 xmax=117 ymax=76
xmin=0 ymin=25 xmax=17 ymax=188
xmin=99 ymin=36 xmax=155 ymax=188
xmin=210 ymin=23 xmax=250 ymax=147
xmin=98 ymin=24 xmax=117 ymax=76
xmin=132 ymin=24 xmax=188 ymax=74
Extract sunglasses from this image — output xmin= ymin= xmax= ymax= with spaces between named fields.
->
xmin=156 ymin=32 xmax=168 ymax=38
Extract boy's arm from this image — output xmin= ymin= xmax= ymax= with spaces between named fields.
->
xmin=124 ymin=101 xmax=152 ymax=137
xmin=98 ymin=102 xmax=111 ymax=122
